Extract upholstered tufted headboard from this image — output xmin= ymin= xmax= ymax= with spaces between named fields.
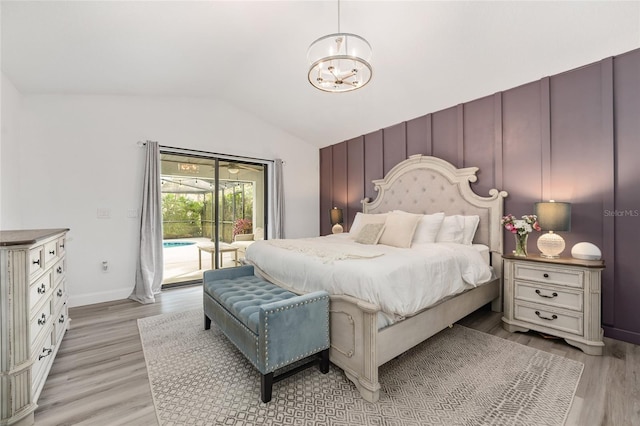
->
xmin=363 ymin=155 xmax=508 ymax=259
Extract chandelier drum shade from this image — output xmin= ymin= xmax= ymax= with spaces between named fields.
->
xmin=307 ymin=33 xmax=372 ymax=92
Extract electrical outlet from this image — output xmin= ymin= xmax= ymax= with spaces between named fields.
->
xmin=127 ymin=209 xmax=138 ymax=218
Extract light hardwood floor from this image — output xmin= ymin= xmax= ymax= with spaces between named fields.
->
xmin=34 ymin=285 xmax=639 ymax=426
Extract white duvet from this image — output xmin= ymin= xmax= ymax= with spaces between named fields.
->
xmin=245 ymin=233 xmax=492 ymax=320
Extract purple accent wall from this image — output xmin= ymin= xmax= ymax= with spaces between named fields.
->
xmin=319 ymin=48 xmax=640 ymax=345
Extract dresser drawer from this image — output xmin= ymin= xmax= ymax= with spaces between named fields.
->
xmin=53 ymin=279 xmax=67 ymax=312
xmin=52 ymin=257 xmax=66 ymax=285
xmin=514 ymin=303 xmax=583 ymax=336
xmin=514 ymin=263 xmax=584 ymax=288
xmin=32 ymin=330 xmax=55 ymax=397
xmin=57 ymin=235 xmax=67 ymax=257
xmin=30 ymin=300 xmax=53 ymax=348
xmin=54 ymin=302 xmax=69 ymax=343
xmin=29 ymin=246 xmax=45 ymax=278
xmin=514 ymin=281 xmax=583 ymax=312
xmin=44 ymin=240 xmax=59 ymax=265
xmin=29 ymin=271 xmax=52 ymax=312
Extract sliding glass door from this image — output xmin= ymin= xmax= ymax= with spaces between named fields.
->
xmin=160 ymin=152 xmax=267 ymax=286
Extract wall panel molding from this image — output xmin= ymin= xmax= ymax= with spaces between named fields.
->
xmin=319 ymin=47 xmax=640 ymax=344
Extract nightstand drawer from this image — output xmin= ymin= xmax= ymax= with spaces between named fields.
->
xmin=514 ymin=281 xmax=583 ymax=312
xmin=514 ymin=263 xmax=583 ymax=288
xmin=514 ymin=303 xmax=583 ymax=336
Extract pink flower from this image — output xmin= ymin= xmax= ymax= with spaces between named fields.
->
xmin=533 ymin=222 xmax=541 ymax=232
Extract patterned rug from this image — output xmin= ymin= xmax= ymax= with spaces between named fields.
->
xmin=138 ymin=309 xmax=583 ymax=426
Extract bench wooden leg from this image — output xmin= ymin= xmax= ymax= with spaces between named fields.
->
xmin=204 ymin=314 xmax=211 ymax=330
xmin=261 ymin=372 xmax=273 ymax=403
xmin=319 ymin=349 xmax=330 ymax=374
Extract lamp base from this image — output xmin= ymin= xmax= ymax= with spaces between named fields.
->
xmin=537 ymin=232 xmax=565 ymax=258
xmin=332 ymin=223 xmax=343 ymax=234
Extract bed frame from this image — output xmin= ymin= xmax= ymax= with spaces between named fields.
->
xmin=324 ymin=155 xmax=507 ymax=403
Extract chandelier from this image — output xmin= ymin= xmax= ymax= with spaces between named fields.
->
xmin=307 ymin=1 xmax=372 ymax=93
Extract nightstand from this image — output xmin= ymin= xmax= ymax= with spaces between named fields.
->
xmin=502 ymin=254 xmax=605 ymax=355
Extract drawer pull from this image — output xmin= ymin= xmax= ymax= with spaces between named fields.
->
xmin=37 ymin=284 xmax=47 ymax=294
xmin=57 ymin=266 xmax=63 ymax=274
xmin=57 ymin=288 xmax=63 ymax=297
xmin=49 ymin=250 xmax=56 ymax=255
xmin=60 ymin=243 xmax=65 ymax=249
xmin=38 ymin=347 xmax=53 ymax=360
xmin=535 ymin=311 xmax=558 ymax=321
xmin=535 ymin=289 xmax=558 ymax=299
xmin=59 ymin=315 xmax=65 ymax=324
xmin=32 ymin=259 xmax=41 ymax=266
xmin=543 ymin=273 xmax=549 ymax=278
xmin=37 ymin=313 xmax=47 ymax=326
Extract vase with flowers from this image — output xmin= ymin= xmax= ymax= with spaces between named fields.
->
xmin=501 ymin=214 xmax=541 ymax=257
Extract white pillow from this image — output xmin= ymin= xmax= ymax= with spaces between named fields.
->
xmin=435 ymin=215 xmax=465 ymax=244
xmin=349 ymin=212 xmax=388 ymax=238
xmin=378 ymin=210 xmax=423 ymax=248
xmin=412 ymin=212 xmax=446 ymax=244
xmin=461 ymin=215 xmax=480 ymax=245
xmin=354 ymin=223 xmax=385 ymax=245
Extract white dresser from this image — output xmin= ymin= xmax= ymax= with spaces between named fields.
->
xmin=502 ymin=254 xmax=605 ymax=355
xmin=0 ymin=229 xmax=70 ymax=426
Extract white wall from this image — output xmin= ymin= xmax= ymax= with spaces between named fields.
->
xmin=1 ymin=73 xmax=24 ymax=227
xmin=5 ymin=92 xmax=319 ymax=307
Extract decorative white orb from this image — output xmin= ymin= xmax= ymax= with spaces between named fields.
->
xmin=571 ymin=242 xmax=602 ymax=260
xmin=332 ymin=223 xmax=344 ymax=234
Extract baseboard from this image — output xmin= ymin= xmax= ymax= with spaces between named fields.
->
xmin=603 ymin=325 xmax=640 ymax=345
xmin=68 ymin=287 xmax=132 ymax=308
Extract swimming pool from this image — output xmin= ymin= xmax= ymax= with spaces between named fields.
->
xmin=163 ymin=241 xmax=196 ymax=248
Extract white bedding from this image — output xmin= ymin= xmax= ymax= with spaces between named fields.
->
xmin=245 ymin=233 xmax=492 ymax=323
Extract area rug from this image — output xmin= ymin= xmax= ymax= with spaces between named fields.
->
xmin=138 ymin=309 xmax=583 ymax=426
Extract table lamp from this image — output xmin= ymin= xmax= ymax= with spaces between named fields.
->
xmin=330 ymin=207 xmax=344 ymax=234
xmin=534 ymin=201 xmax=571 ymax=258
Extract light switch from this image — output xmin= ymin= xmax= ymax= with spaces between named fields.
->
xmin=97 ymin=208 xmax=111 ymax=219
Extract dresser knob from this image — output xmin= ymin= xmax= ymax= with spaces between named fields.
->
xmin=57 ymin=289 xmax=63 ymax=297
xmin=49 ymin=250 xmax=56 ymax=255
xmin=37 ymin=284 xmax=46 ymax=294
xmin=535 ymin=311 xmax=558 ymax=321
xmin=32 ymin=259 xmax=40 ymax=266
xmin=57 ymin=266 xmax=63 ymax=274
xmin=543 ymin=273 xmax=549 ymax=278
xmin=37 ymin=313 xmax=47 ymax=326
xmin=59 ymin=315 xmax=65 ymax=324
xmin=535 ymin=289 xmax=558 ymax=299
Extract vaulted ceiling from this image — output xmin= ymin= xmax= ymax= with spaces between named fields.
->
xmin=2 ymin=1 xmax=639 ymax=148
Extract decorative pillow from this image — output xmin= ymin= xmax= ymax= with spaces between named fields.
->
xmin=349 ymin=212 xmax=388 ymax=238
xmin=412 ymin=212 xmax=446 ymax=244
xmin=461 ymin=215 xmax=480 ymax=245
xmin=354 ymin=223 xmax=385 ymax=245
xmin=378 ymin=210 xmax=423 ymax=248
xmin=435 ymin=215 xmax=465 ymax=244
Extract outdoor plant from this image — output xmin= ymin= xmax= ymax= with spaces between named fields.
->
xmin=233 ymin=218 xmax=253 ymax=236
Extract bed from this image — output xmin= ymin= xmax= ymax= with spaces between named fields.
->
xmin=246 ymin=154 xmax=508 ymax=402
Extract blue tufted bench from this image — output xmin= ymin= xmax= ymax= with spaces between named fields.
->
xmin=203 ymin=265 xmax=330 ymax=402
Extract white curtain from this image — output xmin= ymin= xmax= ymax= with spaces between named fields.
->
xmin=273 ymin=158 xmax=285 ymax=239
xmin=130 ymin=141 xmax=164 ymax=304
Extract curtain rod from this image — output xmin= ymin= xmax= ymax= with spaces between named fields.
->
xmin=136 ymin=140 xmax=275 ymax=165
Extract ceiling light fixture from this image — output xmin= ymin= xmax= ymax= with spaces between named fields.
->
xmin=227 ymin=164 xmax=240 ymax=174
xmin=307 ymin=0 xmax=372 ymax=93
